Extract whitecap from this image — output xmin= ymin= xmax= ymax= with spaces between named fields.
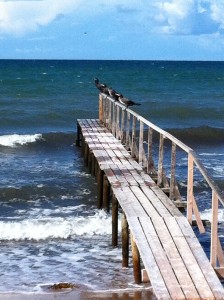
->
xmin=0 ymin=134 xmax=43 ymax=147
xmin=0 ymin=210 xmax=117 ymax=241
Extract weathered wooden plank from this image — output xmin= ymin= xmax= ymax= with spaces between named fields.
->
xmin=176 ymin=216 xmax=224 ymax=299
xmin=151 ymin=217 xmax=200 ymax=299
xmin=137 ymin=217 xmax=185 ymax=300
xmin=130 ymin=186 xmax=162 ymax=219
xmin=127 ymin=217 xmax=171 ymax=299
xmin=151 ymin=186 xmax=183 ymax=217
xmin=140 ymin=185 xmax=173 ymax=217
xmin=112 ymin=187 xmax=148 ymax=219
xmin=165 ymin=216 xmax=214 ymax=299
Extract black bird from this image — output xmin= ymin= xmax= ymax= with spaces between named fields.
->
xmin=108 ymin=87 xmax=122 ymax=101
xmin=94 ymin=78 xmax=109 ymax=95
xmin=118 ymin=95 xmax=141 ymax=108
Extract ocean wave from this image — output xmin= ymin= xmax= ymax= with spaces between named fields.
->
xmin=0 ymin=210 xmax=113 ymax=241
xmin=200 ymin=208 xmax=224 ymax=223
xmin=168 ymin=126 xmax=224 ymax=144
xmin=0 ymin=132 xmax=76 ymax=149
xmin=0 ymin=133 xmax=43 ymax=147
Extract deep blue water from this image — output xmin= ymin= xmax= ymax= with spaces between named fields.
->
xmin=0 ymin=59 xmax=223 ymax=293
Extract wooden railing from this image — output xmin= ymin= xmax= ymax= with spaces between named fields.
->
xmin=99 ymin=93 xmax=224 ymax=276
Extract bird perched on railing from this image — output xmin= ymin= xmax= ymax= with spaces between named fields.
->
xmin=108 ymin=87 xmax=122 ymax=101
xmin=118 ymin=95 xmax=141 ymax=108
xmin=94 ymin=78 xmax=109 ymax=95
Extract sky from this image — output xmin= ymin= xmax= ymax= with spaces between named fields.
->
xmin=0 ymin=0 xmax=224 ymax=60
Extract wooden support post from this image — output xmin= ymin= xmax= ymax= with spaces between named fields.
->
xmin=84 ymin=142 xmax=89 ymax=167
xmin=131 ymin=233 xmax=142 ymax=284
xmin=99 ymin=94 xmax=103 ymax=122
xmin=112 ymin=194 xmax=119 ymax=247
xmin=192 ymin=196 xmax=205 ymax=234
xmin=170 ymin=142 xmax=176 ymax=200
xmin=81 ymin=134 xmax=85 ymax=156
xmin=211 ymin=191 xmax=219 ymax=267
xmin=88 ymin=150 xmax=92 ymax=174
xmin=76 ymin=122 xmax=82 ymax=147
xmin=157 ymin=134 xmax=164 ymax=187
xmin=103 ymin=175 xmax=110 ymax=212
xmin=97 ymin=168 xmax=104 ymax=209
xmin=217 ymin=237 xmax=224 ymax=267
xmin=187 ymin=152 xmax=194 ymax=224
xmin=94 ymin=159 xmax=99 ymax=180
xmin=91 ymin=153 xmax=95 ymax=176
xmin=122 ymin=213 xmax=129 ymax=268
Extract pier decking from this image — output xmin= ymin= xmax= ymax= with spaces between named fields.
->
xmin=76 ymin=94 xmax=224 ymax=300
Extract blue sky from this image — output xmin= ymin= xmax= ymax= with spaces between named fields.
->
xmin=0 ymin=0 xmax=224 ymax=60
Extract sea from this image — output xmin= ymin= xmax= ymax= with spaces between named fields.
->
xmin=0 ymin=59 xmax=223 ymax=299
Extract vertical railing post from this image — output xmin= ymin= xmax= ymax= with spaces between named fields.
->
xmin=187 ymin=152 xmax=194 ymax=224
xmin=147 ymin=127 xmax=154 ymax=174
xmin=139 ymin=120 xmax=144 ymax=165
xmin=157 ymin=134 xmax=164 ymax=187
xmin=112 ymin=102 xmax=116 ymax=136
xmin=108 ymin=99 xmax=112 ymax=131
xmin=102 ymin=96 xmax=106 ymax=124
xmin=211 ymin=191 xmax=219 ymax=267
xmin=131 ymin=116 xmax=137 ymax=158
xmin=99 ymin=94 xmax=103 ymax=122
xmin=126 ymin=111 xmax=130 ymax=150
xmin=170 ymin=142 xmax=176 ymax=200
xmin=121 ymin=109 xmax=125 ymax=144
xmin=116 ymin=105 xmax=120 ymax=139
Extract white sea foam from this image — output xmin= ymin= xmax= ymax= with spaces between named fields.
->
xmin=200 ymin=208 xmax=224 ymax=223
xmin=0 ymin=210 xmax=113 ymax=241
xmin=0 ymin=134 xmax=43 ymax=147
xmin=199 ymin=153 xmax=224 ymax=156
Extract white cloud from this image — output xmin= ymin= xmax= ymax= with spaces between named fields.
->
xmin=0 ymin=0 xmax=82 ymax=35
xmin=210 ymin=2 xmax=224 ymax=30
xmin=1 ymin=0 xmax=224 ymax=37
xmin=153 ymin=0 xmax=224 ymax=35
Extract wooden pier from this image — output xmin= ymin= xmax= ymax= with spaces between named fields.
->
xmin=76 ymin=94 xmax=224 ymax=300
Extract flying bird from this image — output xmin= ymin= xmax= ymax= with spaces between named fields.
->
xmin=108 ymin=87 xmax=122 ymax=101
xmin=118 ymin=95 xmax=141 ymax=108
xmin=94 ymin=78 xmax=109 ymax=95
